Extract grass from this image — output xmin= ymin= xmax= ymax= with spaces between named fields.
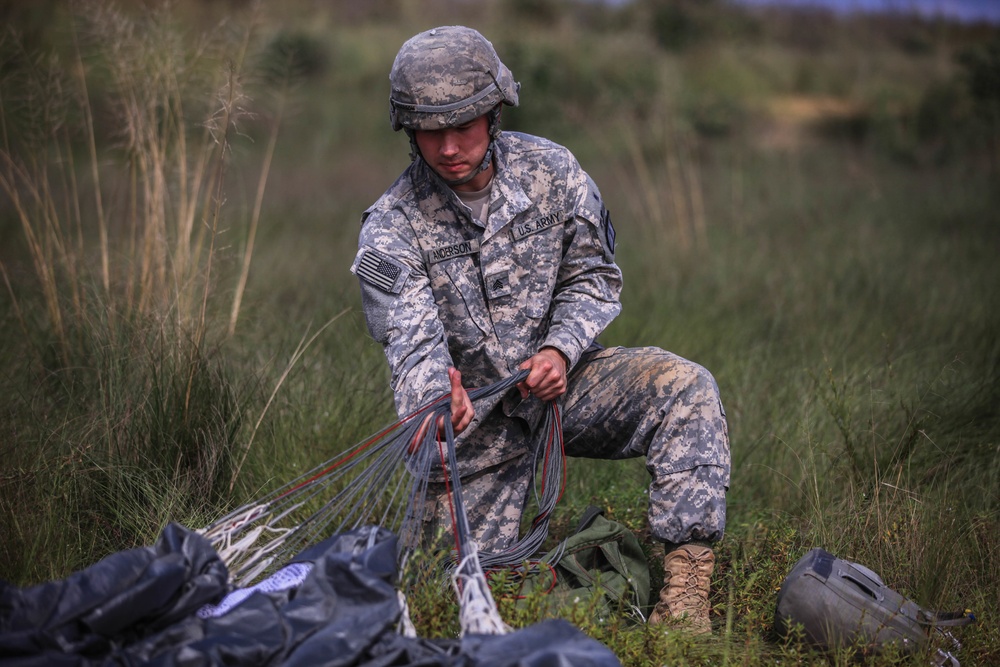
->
xmin=1 ymin=1 xmax=998 ymax=665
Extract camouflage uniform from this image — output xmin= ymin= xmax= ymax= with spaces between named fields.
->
xmin=352 ymin=26 xmax=729 ymax=556
xmin=353 ymin=131 xmax=730 ymax=552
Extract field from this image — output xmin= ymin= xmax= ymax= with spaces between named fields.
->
xmin=1 ymin=1 xmax=998 ymax=664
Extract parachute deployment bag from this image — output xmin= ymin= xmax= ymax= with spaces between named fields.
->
xmin=521 ymin=506 xmax=650 ymax=618
xmin=774 ymin=548 xmax=974 ymax=660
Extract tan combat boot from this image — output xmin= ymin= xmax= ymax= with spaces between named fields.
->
xmin=648 ymin=543 xmax=714 ymax=634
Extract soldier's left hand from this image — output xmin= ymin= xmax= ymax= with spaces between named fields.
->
xmin=517 ymin=347 xmax=568 ymax=402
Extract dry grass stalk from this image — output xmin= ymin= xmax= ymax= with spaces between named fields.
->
xmin=586 ymin=111 xmax=709 ymax=254
xmin=0 ymin=1 xmax=268 ymax=373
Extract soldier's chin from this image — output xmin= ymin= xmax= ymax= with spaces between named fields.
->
xmin=438 ymin=164 xmax=469 ymax=180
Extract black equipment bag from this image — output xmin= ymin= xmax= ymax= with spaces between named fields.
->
xmin=774 ymin=548 xmax=974 ymax=661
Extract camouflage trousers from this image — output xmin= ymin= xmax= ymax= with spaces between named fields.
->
xmin=416 ymin=346 xmax=731 ymax=553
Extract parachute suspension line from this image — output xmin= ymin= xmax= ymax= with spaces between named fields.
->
xmin=436 ymin=408 xmax=511 ymax=636
xmin=201 ymin=402 xmax=442 ymax=584
xmin=539 ymin=404 xmax=567 ymax=501
xmin=476 ymin=400 xmax=566 ymax=572
xmin=453 ymin=543 xmax=512 ymax=636
xmin=436 ymin=431 xmax=462 ymax=556
xmin=406 ymin=368 xmax=553 ymax=636
xmin=201 ymin=369 xmax=563 ymax=635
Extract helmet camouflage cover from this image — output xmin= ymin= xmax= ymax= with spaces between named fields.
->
xmin=389 ymin=26 xmax=519 ymax=132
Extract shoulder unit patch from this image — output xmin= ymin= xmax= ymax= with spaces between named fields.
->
xmin=602 ymin=206 xmax=616 ymax=258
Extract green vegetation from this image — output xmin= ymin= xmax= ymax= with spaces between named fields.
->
xmin=1 ymin=1 xmax=997 ymax=664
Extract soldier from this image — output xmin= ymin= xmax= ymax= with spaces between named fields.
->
xmin=351 ymin=25 xmax=730 ymax=634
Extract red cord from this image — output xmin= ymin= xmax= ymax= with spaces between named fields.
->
xmin=553 ymin=404 xmax=567 ymax=504
xmin=436 ymin=428 xmax=462 ymax=556
xmin=487 ymin=560 xmax=559 ymax=600
xmin=535 ymin=402 xmax=567 ymax=508
xmin=275 ymin=396 xmax=448 ymax=502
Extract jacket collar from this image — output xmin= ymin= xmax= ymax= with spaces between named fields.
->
xmin=410 ymin=135 xmax=533 ymax=242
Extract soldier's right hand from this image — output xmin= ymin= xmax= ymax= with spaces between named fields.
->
xmin=447 ymin=367 xmax=474 ymax=434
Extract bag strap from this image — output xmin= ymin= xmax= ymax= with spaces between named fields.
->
xmin=541 ymin=506 xmax=606 ymax=570
xmin=573 ymin=506 xmax=606 ymax=535
xmin=919 ymin=609 xmax=976 ymax=628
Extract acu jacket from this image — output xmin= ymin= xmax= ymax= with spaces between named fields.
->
xmin=352 ymin=132 xmax=622 ymax=476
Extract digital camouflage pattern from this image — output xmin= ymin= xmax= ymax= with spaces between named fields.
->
xmin=353 ymin=131 xmax=622 ymax=480
xmin=415 ymin=347 xmax=730 ymax=552
xmin=353 ymin=129 xmax=730 ymax=550
xmin=355 ymin=30 xmax=730 ymax=553
xmin=560 ymin=346 xmax=729 ymax=547
xmin=389 ymin=26 xmax=519 ymax=132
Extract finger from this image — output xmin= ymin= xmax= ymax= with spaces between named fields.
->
xmin=448 ymin=368 xmax=475 ymax=434
xmin=451 ymin=398 xmax=469 ymax=430
xmin=455 ymin=396 xmax=474 ymax=432
xmin=528 ymin=358 xmax=558 ymax=392
xmin=516 ymin=359 xmax=534 ymax=397
xmin=530 ymin=362 xmax=567 ymax=402
xmin=449 ymin=368 xmax=465 ymax=413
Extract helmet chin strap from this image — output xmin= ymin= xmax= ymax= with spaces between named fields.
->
xmin=442 ymin=142 xmax=494 ymax=187
xmin=406 ymin=106 xmax=502 ymax=187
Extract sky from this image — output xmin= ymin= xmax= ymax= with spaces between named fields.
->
xmin=730 ymin=0 xmax=1000 ymax=23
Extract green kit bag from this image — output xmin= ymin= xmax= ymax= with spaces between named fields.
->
xmin=525 ymin=506 xmax=650 ymax=618
xmin=775 ymin=548 xmax=974 ymax=664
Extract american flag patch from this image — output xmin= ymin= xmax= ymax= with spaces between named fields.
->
xmin=356 ymin=248 xmax=406 ymax=294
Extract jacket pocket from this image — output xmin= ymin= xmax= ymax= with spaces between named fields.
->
xmin=431 ymin=256 xmax=491 ymax=345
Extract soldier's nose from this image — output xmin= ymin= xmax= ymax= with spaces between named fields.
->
xmin=440 ymin=130 xmax=461 ymax=156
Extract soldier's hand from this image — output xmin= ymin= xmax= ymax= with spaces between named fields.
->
xmin=448 ymin=367 xmax=474 ymax=434
xmin=413 ymin=369 xmax=473 ymax=448
xmin=517 ymin=347 xmax=568 ymax=402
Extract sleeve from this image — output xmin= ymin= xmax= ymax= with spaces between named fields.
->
xmin=540 ymin=173 xmax=623 ymax=369
xmin=352 ymin=211 xmax=452 ymax=417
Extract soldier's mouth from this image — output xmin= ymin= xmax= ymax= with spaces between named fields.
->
xmin=439 ymin=163 xmax=468 ymax=177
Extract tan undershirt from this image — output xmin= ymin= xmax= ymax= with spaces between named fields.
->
xmin=454 ymin=179 xmax=493 ymax=226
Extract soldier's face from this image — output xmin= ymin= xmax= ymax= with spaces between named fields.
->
xmin=414 ymin=115 xmax=493 ymax=191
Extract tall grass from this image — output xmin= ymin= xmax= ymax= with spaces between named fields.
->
xmin=590 ymin=111 xmax=709 ymax=254
xmin=0 ymin=2 xmax=284 ymax=581
xmin=1 ymin=1 xmax=998 ymax=665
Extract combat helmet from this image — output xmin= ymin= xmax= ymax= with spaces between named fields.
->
xmin=389 ymin=26 xmax=519 ymax=134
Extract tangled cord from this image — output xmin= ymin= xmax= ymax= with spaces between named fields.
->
xmin=201 ymin=369 xmax=567 ymax=635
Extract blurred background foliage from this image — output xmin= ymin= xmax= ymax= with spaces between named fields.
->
xmin=0 ymin=0 xmax=998 ymax=664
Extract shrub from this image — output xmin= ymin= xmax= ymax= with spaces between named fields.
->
xmin=259 ymin=30 xmax=329 ymax=84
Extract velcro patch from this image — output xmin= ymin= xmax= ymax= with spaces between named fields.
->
xmin=485 ymin=271 xmax=511 ymax=300
xmin=356 ymin=248 xmax=407 ymax=294
xmin=425 ymin=238 xmax=480 ymax=265
xmin=511 ymin=212 xmax=564 ymax=241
